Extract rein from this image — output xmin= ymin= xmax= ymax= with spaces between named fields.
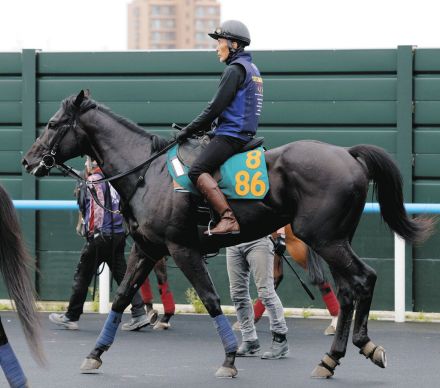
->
xmin=56 ymin=140 xmax=177 ymax=214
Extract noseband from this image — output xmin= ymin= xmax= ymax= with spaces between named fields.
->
xmin=38 ymin=122 xmax=76 ymax=170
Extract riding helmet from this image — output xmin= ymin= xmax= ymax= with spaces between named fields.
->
xmin=208 ymin=20 xmax=251 ymax=46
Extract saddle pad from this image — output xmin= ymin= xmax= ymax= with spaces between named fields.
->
xmin=167 ymin=145 xmax=269 ymax=200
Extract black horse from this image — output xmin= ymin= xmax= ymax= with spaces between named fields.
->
xmin=0 ymin=184 xmax=46 ymax=386
xmin=22 ymin=91 xmax=432 ymax=379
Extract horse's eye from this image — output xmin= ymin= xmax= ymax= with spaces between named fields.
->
xmin=48 ymin=122 xmax=55 ymax=129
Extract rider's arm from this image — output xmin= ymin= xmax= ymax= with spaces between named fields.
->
xmin=184 ymin=64 xmax=245 ymax=134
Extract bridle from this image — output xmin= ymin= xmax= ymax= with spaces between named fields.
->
xmin=36 ymin=103 xmax=177 ymax=214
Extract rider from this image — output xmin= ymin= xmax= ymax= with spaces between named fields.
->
xmin=176 ymin=20 xmax=263 ymax=235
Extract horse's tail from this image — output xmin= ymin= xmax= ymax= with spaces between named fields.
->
xmin=348 ymin=144 xmax=434 ymax=243
xmin=0 ymin=185 xmax=46 ymax=365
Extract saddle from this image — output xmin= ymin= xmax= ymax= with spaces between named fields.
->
xmin=177 ymin=134 xmax=265 ymax=167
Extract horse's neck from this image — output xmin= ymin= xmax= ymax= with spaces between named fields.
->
xmin=80 ymin=109 xmax=154 ymax=200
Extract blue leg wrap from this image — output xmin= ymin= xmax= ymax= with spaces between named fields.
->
xmin=214 ymin=314 xmax=238 ymax=353
xmin=96 ymin=310 xmax=122 ymax=350
xmin=0 ymin=342 xmax=27 ymax=388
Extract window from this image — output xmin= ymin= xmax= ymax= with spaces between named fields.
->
xmin=151 ymin=32 xmax=161 ymax=41
xmin=151 ymin=19 xmax=161 ymax=29
xmin=163 ymin=19 xmax=176 ymax=28
xmin=195 ymin=6 xmax=204 ymax=16
xmin=195 ymin=19 xmax=204 ymax=30
xmin=162 ymin=32 xmax=176 ymax=40
xmin=206 ymin=19 xmax=216 ymax=30
xmin=151 ymin=5 xmax=160 ymax=15
xmin=195 ymin=32 xmax=207 ymax=41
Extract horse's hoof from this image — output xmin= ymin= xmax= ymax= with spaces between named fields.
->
xmin=80 ymin=357 xmax=102 ymax=373
xmin=360 ymin=341 xmax=387 ymax=368
xmin=215 ymin=366 xmax=238 ymax=378
xmin=311 ymin=364 xmax=333 ymax=378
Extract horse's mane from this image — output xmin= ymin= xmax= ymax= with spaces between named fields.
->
xmin=66 ymin=96 xmax=170 ymax=152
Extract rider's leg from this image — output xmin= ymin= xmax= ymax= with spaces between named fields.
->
xmin=188 ymin=136 xmax=246 ymax=235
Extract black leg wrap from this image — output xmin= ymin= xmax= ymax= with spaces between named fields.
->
xmin=88 ymin=347 xmax=105 ymax=360
xmin=222 ymin=352 xmax=236 ymax=368
xmin=215 ymin=352 xmax=238 ymax=378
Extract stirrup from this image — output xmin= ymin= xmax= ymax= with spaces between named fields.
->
xmin=206 ymin=219 xmax=214 ymax=236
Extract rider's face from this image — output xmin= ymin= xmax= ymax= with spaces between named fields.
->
xmin=216 ymin=39 xmax=230 ymax=62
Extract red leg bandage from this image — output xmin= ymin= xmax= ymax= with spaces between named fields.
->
xmin=319 ymin=282 xmax=340 ymax=316
xmin=140 ymin=278 xmax=153 ymax=304
xmin=253 ymin=298 xmax=266 ymax=320
xmin=159 ymin=282 xmax=175 ymax=315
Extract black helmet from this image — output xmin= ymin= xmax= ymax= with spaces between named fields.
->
xmin=208 ymin=20 xmax=251 ymax=46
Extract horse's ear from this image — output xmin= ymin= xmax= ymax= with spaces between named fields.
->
xmin=84 ymin=89 xmax=91 ymax=98
xmin=73 ymin=90 xmax=85 ymax=108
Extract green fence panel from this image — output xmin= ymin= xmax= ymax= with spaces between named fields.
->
xmin=0 ymin=48 xmax=439 ymax=311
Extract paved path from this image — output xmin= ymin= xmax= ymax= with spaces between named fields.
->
xmin=1 ymin=312 xmax=439 ymax=388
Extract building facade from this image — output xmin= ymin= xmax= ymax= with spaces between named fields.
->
xmin=127 ymin=0 xmax=221 ymax=50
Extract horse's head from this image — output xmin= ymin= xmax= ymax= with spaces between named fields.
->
xmin=22 ymin=90 xmax=94 ymax=176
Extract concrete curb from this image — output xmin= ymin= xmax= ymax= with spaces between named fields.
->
xmin=1 ymin=299 xmax=439 ymax=323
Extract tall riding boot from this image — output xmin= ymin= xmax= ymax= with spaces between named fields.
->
xmin=196 ymin=173 xmax=240 ymax=235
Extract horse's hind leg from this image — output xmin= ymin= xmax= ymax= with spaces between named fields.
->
xmin=352 ymin=260 xmax=387 ymax=369
xmin=168 ymin=244 xmax=238 ymax=378
xmin=80 ymin=243 xmax=157 ymax=373
xmin=0 ymin=316 xmax=28 ymax=387
xmin=311 ymin=268 xmax=355 ymax=378
xmin=311 ymin=242 xmax=385 ymax=378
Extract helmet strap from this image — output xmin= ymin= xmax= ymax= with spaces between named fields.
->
xmin=226 ymin=40 xmax=244 ymax=63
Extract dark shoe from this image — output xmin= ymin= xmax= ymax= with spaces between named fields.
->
xmin=261 ymin=332 xmax=289 ymax=359
xmin=49 ymin=313 xmax=79 ymax=330
xmin=236 ymin=339 xmax=261 ymax=357
xmin=196 ymin=173 xmax=240 ymax=235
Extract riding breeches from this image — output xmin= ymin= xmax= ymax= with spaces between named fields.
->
xmin=65 ymin=233 xmax=145 ymax=321
xmin=188 ymin=135 xmax=247 ymax=185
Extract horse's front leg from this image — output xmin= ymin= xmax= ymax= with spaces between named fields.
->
xmin=0 ymin=316 xmax=28 ymax=387
xmin=80 ymin=243 xmax=156 ymax=373
xmin=169 ymin=243 xmax=238 ymax=378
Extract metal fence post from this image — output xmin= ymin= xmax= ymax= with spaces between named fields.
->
xmin=394 ymin=233 xmax=406 ymax=322
xmin=396 ymin=45 xmax=415 ymax=311
xmin=99 ymin=264 xmax=111 ymax=314
xmin=21 ymin=49 xmax=38 ymax=288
